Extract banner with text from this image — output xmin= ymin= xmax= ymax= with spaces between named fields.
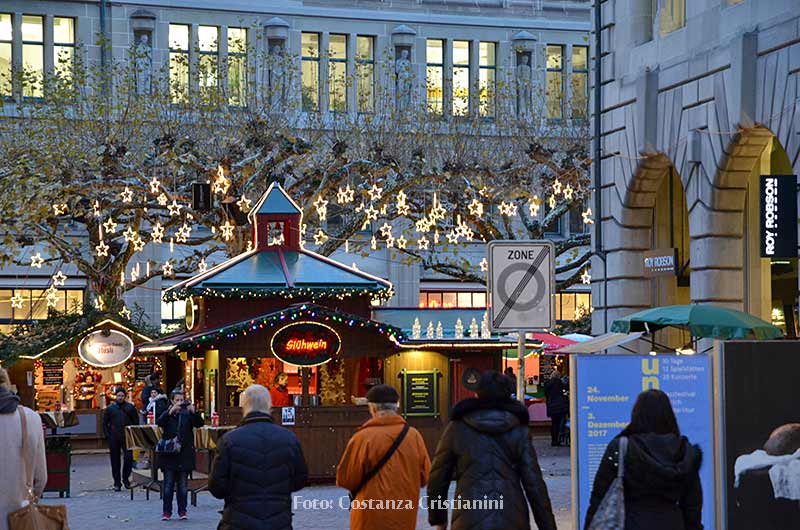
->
xmin=574 ymin=355 xmax=714 ymax=530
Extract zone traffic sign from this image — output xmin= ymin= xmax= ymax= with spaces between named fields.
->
xmin=487 ymin=240 xmax=555 ymax=331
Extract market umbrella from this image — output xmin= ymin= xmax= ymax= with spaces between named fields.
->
xmin=527 ymin=332 xmax=577 ymax=352
xmin=610 ymin=304 xmax=783 ymax=340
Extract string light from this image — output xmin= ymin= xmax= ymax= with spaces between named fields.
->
xmin=157 ymin=193 xmax=169 ymax=206
xmin=130 ymin=262 xmax=140 ymax=282
xmin=553 ymin=180 xmax=563 ymax=195
xmin=51 ymin=271 xmax=67 ymax=287
xmin=417 ymin=235 xmax=430 ymax=250
xmin=385 ymin=235 xmax=395 ymax=248
xmin=415 ymin=218 xmax=431 ymax=234
xmin=367 ymin=184 xmax=383 ymax=201
xmin=95 ymin=296 xmax=104 ymax=311
xmin=151 ymin=222 xmax=165 ymax=243
xmin=396 ymin=235 xmax=408 ymax=249
xmin=337 ymin=185 xmax=355 ymax=204
xmin=467 ymin=198 xmax=484 ymax=217
xmin=132 ymin=236 xmax=146 ymax=252
xmin=220 ymin=221 xmax=235 ymax=241
xmin=528 ymin=195 xmax=541 ymax=217
xmin=167 ymin=200 xmax=182 ymax=217
xmin=120 ymin=187 xmax=134 ymax=203
xmin=313 ymin=229 xmax=328 ymax=245
xmin=30 ymin=253 xmax=44 ymax=268
xmin=364 ymin=204 xmax=379 ymax=221
xmin=313 ymin=196 xmax=328 ymax=221
xmin=162 ymin=260 xmax=174 ymax=277
xmin=95 ymin=240 xmax=109 ymax=257
xmin=563 ymin=184 xmax=574 ymax=200
xmin=103 ymin=218 xmax=118 ymax=234
xmin=236 ymin=194 xmax=252 ymax=212
xmin=119 ymin=306 xmax=132 ymax=319
xmin=499 ymin=201 xmax=518 ymax=217
xmin=548 ymin=195 xmax=556 ymax=209
xmin=212 ymin=165 xmax=231 ymax=195
xmin=52 ymin=203 xmax=68 ymax=215
xmin=479 ymin=257 xmax=488 ymax=272
xmin=344 ymin=240 xmax=349 ymax=253
xmin=446 ymin=230 xmax=459 ymax=244
xmin=581 ymin=270 xmax=591 ymax=285
xmin=370 ymin=236 xmax=377 ymax=250
xmin=149 ymin=177 xmax=161 ymax=194
xmin=379 ymin=222 xmax=393 ymax=238
xmin=582 ymin=208 xmax=595 ymax=225
xmin=92 ymin=200 xmax=101 ymax=217
xmin=175 ymin=223 xmax=192 ymax=243
xmin=122 ymin=226 xmax=137 ymax=242
xmin=10 ymin=293 xmax=23 ymax=309
xmin=45 ymin=286 xmax=60 ymax=308
xmin=395 ymin=190 xmax=410 ymax=216
xmin=198 ymin=258 xmax=208 ymax=273
xmin=430 ymin=193 xmax=446 ymax=221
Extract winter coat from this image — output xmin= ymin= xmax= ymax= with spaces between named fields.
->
xmin=102 ymin=401 xmax=139 ymax=443
xmin=584 ymin=433 xmax=703 ymax=530
xmin=146 ymin=394 xmax=169 ymax=420
xmin=336 ymin=414 xmax=431 ymax=530
xmin=0 ymin=391 xmax=47 ymax=530
xmin=156 ymin=407 xmax=204 ymax=472
xmin=269 ymin=386 xmax=291 ymax=408
xmin=209 ymin=412 xmax=308 ymax=530
xmin=543 ymin=377 xmax=569 ymax=416
xmin=427 ymin=398 xmax=557 ymax=530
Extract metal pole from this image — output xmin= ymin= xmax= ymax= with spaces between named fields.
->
xmin=594 ymin=0 xmax=607 ymax=332
xmin=517 ymin=331 xmax=525 ymax=403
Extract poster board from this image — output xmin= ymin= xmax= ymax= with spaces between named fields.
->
xmin=42 ymin=360 xmax=64 ymax=386
xmin=134 ymin=360 xmax=156 ymax=382
xmin=572 ymin=355 xmax=715 ymax=530
xmin=400 ymin=369 xmax=439 ymax=418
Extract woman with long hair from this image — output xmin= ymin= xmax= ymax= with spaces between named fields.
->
xmin=584 ymin=389 xmax=703 ymax=530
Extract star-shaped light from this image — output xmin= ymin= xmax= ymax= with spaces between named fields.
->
xmin=198 ymin=259 xmax=208 ymax=273
xmin=499 ymin=201 xmax=518 ymax=217
xmin=563 ymin=184 xmax=574 ymax=200
xmin=236 ymin=194 xmax=252 ymax=212
xmin=314 ymin=196 xmax=328 ymax=221
xmin=364 ymin=205 xmax=379 ymax=221
xmin=467 ymin=199 xmax=484 ymax=218
xmin=95 ymin=296 xmax=105 ymax=311
xmin=102 ymin=218 xmax=118 ymax=234
xmin=380 ymin=204 xmax=389 ymax=216
xmin=51 ymin=271 xmax=67 ymax=287
xmin=122 ymin=225 xmax=137 ymax=242
xmin=479 ymin=257 xmax=488 ymax=272
xmin=456 ymin=220 xmax=474 ymax=241
xmin=379 ymin=222 xmax=393 ymax=238
xmin=385 ymin=235 xmax=395 ymax=248
xmin=415 ymin=218 xmax=431 ymax=234
xmin=396 ymin=202 xmax=410 ymax=216
xmin=149 ymin=177 xmax=161 ymax=194
xmin=175 ymin=223 xmax=192 ymax=243
xmin=433 ymin=230 xmax=440 ymax=244
xmin=92 ymin=200 xmax=101 ymax=217
xmin=553 ymin=180 xmax=563 ymax=195
xmin=151 ymin=222 xmax=165 ymax=243
xmin=430 ymin=193 xmax=446 ymax=221
xmin=582 ymin=208 xmax=595 ymax=225
xmin=95 ymin=240 xmax=109 ymax=257
xmin=10 ymin=293 xmax=23 ymax=309
xmin=120 ymin=186 xmax=134 ymax=203
xmin=337 ymin=185 xmax=355 ymax=204
xmin=355 ymin=201 xmax=365 ymax=213
xmin=45 ymin=286 xmax=60 ymax=308
xmin=167 ymin=199 xmax=182 ymax=217
xmin=581 ymin=270 xmax=591 ymax=285
xmin=162 ymin=260 xmax=174 ymax=277
xmin=52 ymin=203 xmax=68 ymax=216
xmin=212 ymin=165 xmax=231 ymax=195
xmin=370 ymin=236 xmax=377 ymax=250
xmin=220 ymin=221 xmax=235 ymax=241
xmin=417 ymin=236 xmax=430 ymax=250
xmin=132 ymin=236 xmax=146 ymax=252
xmin=157 ymin=193 xmax=169 ymax=206
xmin=313 ymin=229 xmax=328 ymax=245
xmin=367 ymin=184 xmax=383 ymax=202
xmin=119 ymin=306 xmax=132 ymax=319
xmin=30 ymin=253 xmax=44 ymax=268
xmin=396 ymin=235 xmax=408 ymax=249
xmin=478 ymin=186 xmax=489 ymax=198
xmin=528 ymin=195 xmax=541 ymax=217
xmin=446 ymin=230 xmax=459 ymax=244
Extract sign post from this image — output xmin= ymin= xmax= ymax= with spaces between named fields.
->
xmin=487 ymin=240 xmax=555 ymax=403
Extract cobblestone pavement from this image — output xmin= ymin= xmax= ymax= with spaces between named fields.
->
xmin=43 ymin=439 xmax=573 ymax=529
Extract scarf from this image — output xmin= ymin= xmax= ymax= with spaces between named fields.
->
xmin=0 ymin=387 xmax=21 ymax=414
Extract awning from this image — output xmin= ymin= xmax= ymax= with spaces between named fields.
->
xmin=527 ymin=332 xmax=576 ymax=351
xmin=553 ymin=332 xmax=644 ymax=354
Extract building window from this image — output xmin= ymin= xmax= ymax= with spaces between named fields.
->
xmin=479 ymin=42 xmax=496 ymax=118
xmin=418 ymin=291 xmax=487 ymax=309
xmin=660 ymin=0 xmax=686 ymax=35
xmin=0 ymin=14 xmax=11 ymax=97
xmin=452 ymin=40 xmax=470 ymax=116
xmin=22 ymin=15 xmax=44 ymax=98
xmin=198 ymin=26 xmax=219 ymax=97
xmin=546 ymin=45 xmax=564 ymax=120
xmin=160 ymin=298 xmax=186 ymax=334
xmin=227 ymin=27 xmax=247 ymax=106
xmin=569 ymin=201 xmax=589 ymax=234
xmin=301 ymin=32 xmax=320 ymax=112
xmin=571 ymin=46 xmax=588 ymax=119
xmin=53 ymin=17 xmax=75 ymax=85
xmin=544 ymin=197 xmax=563 ymax=235
xmin=0 ymin=288 xmax=83 ymax=325
xmin=426 ymin=39 xmax=444 ymax=115
xmin=554 ymin=292 xmax=592 ymax=321
xmin=169 ymin=24 xmax=190 ymax=103
xmin=328 ymin=34 xmax=347 ymax=112
xmin=356 ymin=36 xmax=374 ymax=113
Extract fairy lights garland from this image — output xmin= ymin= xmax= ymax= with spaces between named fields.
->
xmin=162 ymin=285 xmax=393 ymax=304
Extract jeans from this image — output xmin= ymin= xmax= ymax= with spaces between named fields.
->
xmin=109 ymin=438 xmax=133 ymax=487
xmin=162 ymin=469 xmax=189 ymax=516
xmin=550 ymin=413 xmax=566 ymax=446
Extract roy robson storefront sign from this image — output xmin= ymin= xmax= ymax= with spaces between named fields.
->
xmin=270 ymin=321 xmax=342 ymax=366
xmin=760 ymin=175 xmax=798 ymax=258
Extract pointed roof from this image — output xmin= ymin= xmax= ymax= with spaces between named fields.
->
xmin=248 ymin=182 xmax=302 ymax=221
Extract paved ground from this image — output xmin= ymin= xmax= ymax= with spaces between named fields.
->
xmin=43 ymin=439 xmax=573 ymax=529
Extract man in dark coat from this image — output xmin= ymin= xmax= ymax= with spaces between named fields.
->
xmin=102 ymin=387 xmax=139 ymax=491
xmin=209 ymin=384 xmax=308 ymax=530
xmin=543 ymin=369 xmax=569 ymax=446
xmin=428 ymin=371 xmax=557 ymax=530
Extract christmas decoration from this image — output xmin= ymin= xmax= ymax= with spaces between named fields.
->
xmin=52 ymin=271 xmax=67 ymax=287
xmin=120 ymin=187 xmax=133 ymax=203
xmin=454 ymin=318 xmax=464 ymax=339
xmin=436 ymin=321 xmax=443 ymax=339
xmin=337 ymin=185 xmax=355 ymax=204
xmin=236 ymin=194 xmax=252 ymax=212
xmin=412 ymin=317 xmax=421 ymax=339
xmin=426 ymin=321 xmax=434 ymax=339
xmin=481 ymin=311 xmax=491 ymax=339
xmin=582 ymin=208 xmax=595 ymax=224
xmin=581 ymin=269 xmax=591 ymax=285
xmin=469 ymin=318 xmax=479 ymax=338
xmin=30 ymin=253 xmax=44 ymax=268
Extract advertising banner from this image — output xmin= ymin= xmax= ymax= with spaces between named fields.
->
xmin=760 ymin=175 xmax=797 ymax=257
xmin=574 ymin=355 xmax=714 ymax=530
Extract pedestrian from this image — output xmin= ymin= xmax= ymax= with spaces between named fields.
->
xmin=144 ymin=387 xmax=168 ymax=421
xmin=269 ymin=372 xmax=291 ymax=408
xmin=337 ymin=384 xmax=431 ymax=530
xmin=504 ymin=366 xmax=517 ymax=393
xmin=428 ymin=370 xmax=556 ymax=530
xmin=0 ymin=368 xmax=47 ymax=530
xmin=209 ymin=384 xmax=307 ymax=530
xmin=156 ymin=388 xmax=204 ymax=521
xmin=102 ymin=386 xmax=139 ymax=491
xmin=584 ymin=389 xmax=703 ymax=530
xmin=544 ymin=369 xmax=569 ymax=446
xmin=141 ymin=372 xmax=162 ymax=410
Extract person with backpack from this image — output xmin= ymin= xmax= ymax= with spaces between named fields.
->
xmin=336 ymin=384 xmax=431 ymax=530
xmin=428 ymin=370 xmax=556 ymax=530
xmin=584 ymin=389 xmax=703 ymax=530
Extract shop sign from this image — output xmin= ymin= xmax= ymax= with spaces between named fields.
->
xmin=281 ymin=406 xmax=296 ymax=426
xmin=42 ymin=360 xmax=64 ymax=386
xmin=400 ymin=369 xmax=439 ymax=418
xmin=78 ymin=330 xmax=134 ymax=368
xmin=760 ymin=175 xmax=798 ymax=258
xmin=185 ymin=297 xmax=198 ymax=330
xmin=134 ymin=360 xmax=156 ymax=382
xmin=642 ymin=248 xmax=678 ymax=277
xmin=270 ymin=321 xmax=341 ymax=366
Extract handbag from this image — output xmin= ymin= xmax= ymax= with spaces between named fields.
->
xmin=587 ymin=436 xmax=628 ymax=530
xmin=348 ymin=423 xmax=410 ymax=505
xmin=155 ymin=414 xmax=182 ymax=455
xmin=8 ymin=407 xmax=70 ymax=530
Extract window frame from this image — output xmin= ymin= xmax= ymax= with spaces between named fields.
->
xmin=479 ymin=41 xmax=496 ymax=119
xmin=226 ymin=26 xmax=247 ymax=106
xmin=328 ymin=33 xmax=348 ymax=113
xmin=197 ymin=25 xmax=220 ymax=97
xmin=571 ymin=45 xmax=589 ymax=120
xmin=426 ymin=38 xmax=444 ymax=116
xmin=452 ymin=40 xmax=470 ymax=117
xmin=545 ymin=44 xmax=564 ymax=120
xmin=168 ymin=23 xmax=190 ymax=104
xmin=356 ymin=35 xmax=375 ymax=114
xmin=53 ymin=16 xmax=76 ymax=86
xmin=21 ymin=14 xmax=44 ymax=99
xmin=0 ymin=13 xmax=12 ymax=98
xmin=301 ymin=32 xmax=321 ymax=112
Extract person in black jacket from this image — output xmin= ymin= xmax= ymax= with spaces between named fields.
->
xmin=156 ymin=388 xmax=204 ymax=521
xmin=209 ymin=384 xmax=308 ymax=530
xmin=544 ymin=369 xmax=569 ymax=446
xmin=102 ymin=387 xmax=139 ymax=491
xmin=584 ymin=389 xmax=703 ymax=530
xmin=428 ymin=371 xmax=557 ymax=530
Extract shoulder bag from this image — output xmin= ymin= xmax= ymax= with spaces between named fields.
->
xmin=348 ymin=423 xmax=410 ymax=504
xmin=8 ymin=407 xmax=70 ymax=530
xmin=588 ymin=436 xmax=628 ymax=530
xmin=155 ymin=413 xmax=183 ymax=455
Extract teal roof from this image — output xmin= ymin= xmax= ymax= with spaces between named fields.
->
xmin=253 ymin=183 xmax=301 ymax=216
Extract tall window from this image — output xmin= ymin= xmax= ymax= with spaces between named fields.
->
xmin=571 ymin=46 xmax=588 ymax=119
xmin=479 ymin=42 xmax=496 ymax=118
xmin=22 ymin=15 xmax=44 ymax=98
xmin=546 ymin=45 xmax=564 ymax=120
xmin=660 ymin=0 xmax=686 ymax=35
xmin=169 ymin=24 xmax=190 ymax=103
xmin=0 ymin=14 xmax=11 ymax=97
xmin=198 ymin=26 xmax=219 ymax=97
xmin=452 ymin=41 xmax=470 ymax=116
xmin=356 ymin=36 xmax=374 ymax=113
xmin=426 ymin=39 xmax=444 ymax=115
xmin=227 ymin=27 xmax=247 ymax=106
xmin=328 ymin=34 xmax=347 ymax=112
xmin=53 ymin=17 xmax=75 ymax=84
xmin=301 ymin=32 xmax=320 ymax=112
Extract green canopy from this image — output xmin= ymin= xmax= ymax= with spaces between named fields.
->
xmin=610 ymin=304 xmax=783 ymax=340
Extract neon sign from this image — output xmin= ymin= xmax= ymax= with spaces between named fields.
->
xmin=271 ymin=321 xmax=341 ymax=366
xmin=285 ymin=338 xmax=328 ymax=353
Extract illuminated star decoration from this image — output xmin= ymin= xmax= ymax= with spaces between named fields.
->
xmin=379 ymin=222 xmax=393 ymax=238
xmin=52 ymin=271 xmax=67 ymax=287
xmin=429 ymin=193 xmax=446 ymax=221
xmin=220 ymin=221 xmax=235 ymax=241
xmin=370 ymin=236 xmax=377 ymax=250
xmin=548 ymin=194 xmax=557 ymax=209
xmin=52 ymin=203 xmax=68 ymax=216
xmin=367 ymin=184 xmax=383 ymax=202
xmin=313 ymin=229 xmax=328 ymax=245
xmin=95 ymin=240 xmax=110 ymax=257
xmin=175 ymin=223 xmax=192 ymax=243
xmin=499 ymin=201 xmax=518 ymax=217
xmin=212 ymin=165 xmax=231 ymax=195
xmin=417 ymin=235 xmax=430 ymax=250
xmin=149 ymin=177 xmax=161 ymax=194
xmin=467 ymin=199 xmax=484 ymax=218
xmin=157 ymin=193 xmax=169 ymax=206
xmin=478 ymin=186 xmax=490 ymax=198
xmin=30 ymin=253 xmax=44 ymax=268
xmin=479 ymin=257 xmax=488 ymax=272
xmin=167 ymin=200 xmax=182 ymax=217
xmin=337 ymin=185 xmax=355 ymax=204
xmin=415 ymin=218 xmax=431 ymax=234
xmin=563 ymin=184 xmax=574 ymax=200
xmin=45 ymin=286 xmax=60 ymax=308
xmin=313 ymin=196 xmax=329 ymax=222
xmin=380 ymin=204 xmax=389 ymax=216
xmin=162 ymin=261 xmax=174 ymax=277
xmin=395 ymin=235 xmax=408 ymax=249
xmin=236 ymin=194 xmax=252 ymax=213
xmin=385 ymin=235 xmax=395 ymax=248
xmin=119 ymin=306 xmax=132 ymax=320
xmin=151 ymin=222 xmax=165 ymax=243
xmin=10 ymin=293 xmax=23 ymax=309
xmin=446 ymin=230 xmax=459 ymax=244
xmin=582 ymin=208 xmax=595 ymax=225
xmin=198 ymin=259 xmax=208 ymax=274
xmin=553 ymin=180 xmax=563 ymax=195
xmin=528 ymin=195 xmax=541 ymax=217
xmin=92 ymin=200 xmax=101 ymax=217
xmin=103 ymin=218 xmax=118 ymax=234
xmin=95 ymin=296 xmax=104 ymax=311
xmin=132 ymin=236 xmax=146 ymax=252
xmin=364 ymin=204 xmax=379 ymax=221
xmin=581 ymin=270 xmax=592 ymax=285
xmin=455 ymin=216 xmax=474 ymax=241
xmin=122 ymin=226 xmax=137 ymax=242
xmin=395 ymin=190 xmax=410 ymax=216
xmin=120 ymin=187 xmax=134 ymax=203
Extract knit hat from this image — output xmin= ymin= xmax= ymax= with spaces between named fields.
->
xmin=365 ymin=384 xmax=399 ymax=404
xmin=476 ymin=370 xmax=513 ymax=401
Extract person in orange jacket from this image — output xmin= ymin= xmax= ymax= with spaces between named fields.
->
xmin=269 ymin=372 xmax=291 ymax=408
xmin=336 ymin=384 xmax=431 ymax=530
